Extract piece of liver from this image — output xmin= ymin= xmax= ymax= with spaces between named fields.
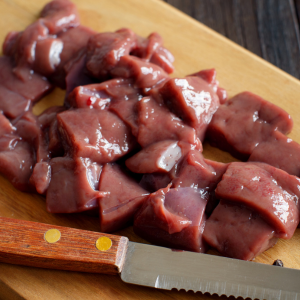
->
xmin=0 ymin=113 xmax=16 ymax=136
xmin=139 ymin=173 xmax=172 ymax=193
xmin=66 ymin=78 xmax=142 ymax=135
xmin=203 ymin=200 xmax=278 ymax=260
xmin=134 ymin=186 xmax=207 ymax=252
xmin=7 ymin=20 xmax=49 ymax=78
xmin=29 ymin=162 xmax=51 ymax=195
xmin=249 ymin=130 xmax=300 ymax=177
xmin=50 ymin=25 xmax=96 ymax=88
xmin=189 ymin=68 xmax=227 ymax=104
xmin=206 ymin=91 xmax=293 ymax=160
xmin=136 ymin=96 xmax=202 ymax=149
xmin=110 ymin=55 xmax=169 ymax=91
xmin=126 ymin=140 xmax=183 ymax=174
xmin=160 ymin=76 xmax=220 ymax=141
xmin=38 ymin=106 xmax=65 ymax=158
xmin=0 ymin=85 xmax=31 ymax=119
xmin=132 ymin=32 xmax=174 ymax=74
xmin=98 ymin=163 xmax=148 ymax=232
xmin=0 ymin=137 xmax=34 ymax=192
xmin=46 ymin=157 xmax=104 ymax=213
xmin=32 ymin=37 xmax=64 ymax=77
xmin=215 ymin=162 xmax=300 ymax=239
xmin=0 ymin=56 xmax=52 ymax=103
xmin=172 ymin=150 xmax=227 ymax=190
xmin=64 ymin=52 xmax=96 ymax=96
xmin=57 ymin=108 xmax=136 ymax=163
xmin=86 ymin=28 xmax=137 ymax=80
xmin=171 ymin=150 xmax=228 ymax=214
xmin=13 ymin=112 xmax=49 ymax=163
xmin=40 ymin=0 xmax=80 ymax=34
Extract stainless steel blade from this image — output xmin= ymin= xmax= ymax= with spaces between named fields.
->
xmin=121 ymin=242 xmax=300 ymax=300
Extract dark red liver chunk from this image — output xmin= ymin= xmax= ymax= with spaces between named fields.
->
xmin=13 ymin=112 xmax=49 ymax=163
xmin=172 ymin=150 xmax=227 ymax=190
xmin=0 ymin=85 xmax=30 ymax=119
xmin=139 ymin=172 xmax=172 ymax=193
xmin=0 ymin=137 xmax=34 ymax=192
xmin=6 ymin=20 xmax=49 ymax=77
xmin=171 ymin=150 xmax=228 ymax=214
xmin=126 ymin=140 xmax=184 ymax=174
xmin=46 ymin=157 xmax=104 ymax=213
xmin=0 ymin=56 xmax=52 ymax=103
xmin=132 ymin=32 xmax=174 ymax=74
xmin=0 ymin=113 xmax=16 ymax=136
xmin=29 ymin=162 xmax=51 ymax=194
xmin=134 ymin=187 xmax=207 ymax=252
xmin=249 ymin=130 xmax=300 ymax=177
xmin=50 ymin=25 xmax=96 ymax=88
xmin=98 ymin=163 xmax=148 ymax=233
xmin=215 ymin=162 xmax=300 ymax=239
xmin=64 ymin=52 xmax=96 ymax=96
xmin=160 ymin=76 xmax=220 ymax=141
xmin=203 ymin=200 xmax=278 ymax=260
xmin=206 ymin=91 xmax=293 ymax=160
xmin=57 ymin=108 xmax=136 ymax=163
xmin=136 ymin=96 xmax=202 ymax=149
xmin=67 ymin=78 xmax=142 ymax=135
xmin=40 ymin=0 xmax=80 ymax=34
xmin=189 ymin=68 xmax=227 ymax=104
xmin=86 ymin=28 xmax=137 ymax=80
xmin=33 ymin=37 xmax=64 ymax=77
xmin=38 ymin=106 xmax=65 ymax=158
xmin=110 ymin=55 xmax=169 ymax=90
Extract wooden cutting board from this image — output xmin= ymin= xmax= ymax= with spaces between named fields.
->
xmin=0 ymin=0 xmax=300 ymax=299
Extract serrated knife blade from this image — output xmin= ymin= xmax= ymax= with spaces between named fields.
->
xmin=121 ymin=242 xmax=300 ymax=300
xmin=0 ymin=217 xmax=299 ymax=300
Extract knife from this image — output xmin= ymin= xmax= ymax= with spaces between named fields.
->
xmin=0 ymin=216 xmax=299 ymax=300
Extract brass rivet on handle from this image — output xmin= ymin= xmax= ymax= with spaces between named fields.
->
xmin=44 ymin=229 xmax=61 ymax=243
xmin=95 ymin=237 xmax=112 ymax=251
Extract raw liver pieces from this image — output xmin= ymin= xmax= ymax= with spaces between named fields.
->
xmin=172 ymin=150 xmax=227 ymax=191
xmin=2 ymin=0 xmax=299 ymax=262
xmin=132 ymin=32 xmax=175 ymax=74
xmin=46 ymin=157 xmax=104 ymax=213
xmin=110 ymin=55 xmax=169 ymax=90
xmin=40 ymin=0 xmax=80 ymax=34
xmin=126 ymin=140 xmax=184 ymax=174
xmin=57 ymin=108 xmax=136 ymax=163
xmin=0 ymin=137 xmax=34 ymax=192
xmin=189 ymin=68 xmax=227 ymax=104
xmin=171 ymin=150 xmax=228 ymax=214
xmin=0 ymin=56 xmax=52 ymax=103
xmin=98 ymin=163 xmax=148 ymax=233
xmin=206 ymin=91 xmax=293 ymax=160
xmin=136 ymin=96 xmax=202 ymax=149
xmin=249 ymin=130 xmax=300 ymax=177
xmin=86 ymin=28 xmax=137 ymax=80
xmin=160 ymin=76 xmax=220 ymax=141
xmin=203 ymin=200 xmax=278 ymax=260
xmin=134 ymin=186 xmax=207 ymax=252
xmin=203 ymin=161 xmax=300 ymax=260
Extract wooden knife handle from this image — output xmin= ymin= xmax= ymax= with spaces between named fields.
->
xmin=0 ymin=216 xmax=128 ymax=275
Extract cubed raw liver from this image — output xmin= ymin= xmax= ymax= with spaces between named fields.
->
xmin=46 ymin=157 xmax=103 ymax=213
xmin=134 ymin=187 xmax=207 ymax=252
xmin=160 ymin=76 xmax=219 ymax=140
xmin=98 ymin=163 xmax=148 ymax=232
xmin=206 ymin=91 xmax=293 ymax=160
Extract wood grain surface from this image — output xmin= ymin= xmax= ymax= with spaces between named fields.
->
xmin=165 ymin=0 xmax=300 ymax=80
xmin=0 ymin=0 xmax=300 ymax=299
